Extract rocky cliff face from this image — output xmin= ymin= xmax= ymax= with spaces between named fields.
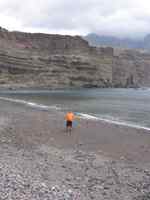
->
xmin=0 ymin=27 xmax=149 ymax=88
xmin=113 ymin=49 xmax=150 ymax=87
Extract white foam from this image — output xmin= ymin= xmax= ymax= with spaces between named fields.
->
xmin=77 ymin=113 xmax=99 ymax=120
xmin=0 ymin=96 xmax=60 ymax=111
xmin=0 ymin=96 xmax=150 ymax=131
xmin=77 ymin=112 xmax=150 ymax=131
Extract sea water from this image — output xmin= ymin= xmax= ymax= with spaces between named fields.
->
xmin=0 ymin=88 xmax=150 ymax=130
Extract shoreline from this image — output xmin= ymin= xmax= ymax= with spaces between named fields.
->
xmin=0 ymin=95 xmax=150 ymax=132
xmin=0 ymin=99 xmax=150 ymax=161
xmin=0 ymin=85 xmax=145 ymax=90
xmin=78 ymin=113 xmax=150 ymax=131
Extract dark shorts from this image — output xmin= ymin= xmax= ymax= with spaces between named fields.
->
xmin=66 ymin=120 xmax=72 ymax=127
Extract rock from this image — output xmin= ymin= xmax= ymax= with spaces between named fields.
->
xmin=120 ymin=156 xmax=125 ymax=160
xmin=41 ymin=182 xmax=47 ymax=188
xmin=0 ymin=27 xmax=149 ymax=88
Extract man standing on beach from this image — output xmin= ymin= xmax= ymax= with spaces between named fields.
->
xmin=65 ymin=111 xmax=75 ymax=134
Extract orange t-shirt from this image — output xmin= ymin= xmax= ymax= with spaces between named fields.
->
xmin=65 ymin=112 xmax=75 ymax=121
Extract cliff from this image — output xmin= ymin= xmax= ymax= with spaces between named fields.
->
xmin=113 ymin=49 xmax=150 ymax=87
xmin=0 ymin=27 xmax=150 ymax=89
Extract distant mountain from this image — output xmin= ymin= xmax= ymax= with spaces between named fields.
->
xmin=84 ymin=33 xmax=150 ymax=50
xmin=143 ymin=34 xmax=150 ymax=49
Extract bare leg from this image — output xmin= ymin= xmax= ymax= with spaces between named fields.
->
xmin=69 ymin=127 xmax=72 ymax=135
xmin=66 ymin=127 xmax=71 ymax=134
xmin=66 ymin=126 xmax=69 ymax=133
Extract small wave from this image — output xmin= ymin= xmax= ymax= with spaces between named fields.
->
xmin=76 ymin=113 xmax=99 ymax=120
xmin=0 ymin=96 xmax=60 ymax=111
xmin=77 ymin=112 xmax=150 ymax=131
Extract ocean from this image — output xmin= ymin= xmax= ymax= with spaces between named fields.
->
xmin=0 ymin=88 xmax=150 ymax=130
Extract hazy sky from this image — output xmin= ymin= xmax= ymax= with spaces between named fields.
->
xmin=0 ymin=0 xmax=150 ymax=38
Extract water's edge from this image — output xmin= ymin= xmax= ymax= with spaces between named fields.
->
xmin=0 ymin=96 xmax=150 ymax=131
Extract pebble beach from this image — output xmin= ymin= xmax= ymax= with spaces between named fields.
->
xmin=0 ymin=100 xmax=150 ymax=199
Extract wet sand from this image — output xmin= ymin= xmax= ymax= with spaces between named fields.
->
xmin=0 ymin=100 xmax=150 ymax=199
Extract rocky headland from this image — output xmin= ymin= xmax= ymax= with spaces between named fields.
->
xmin=0 ymin=27 xmax=150 ymax=88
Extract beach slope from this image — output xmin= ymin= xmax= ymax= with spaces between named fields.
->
xmin=0 ymin=101 xmax=150 ymax=199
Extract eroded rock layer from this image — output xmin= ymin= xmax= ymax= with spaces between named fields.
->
xmin=0 ymin=27 xmax=150 ymax=88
